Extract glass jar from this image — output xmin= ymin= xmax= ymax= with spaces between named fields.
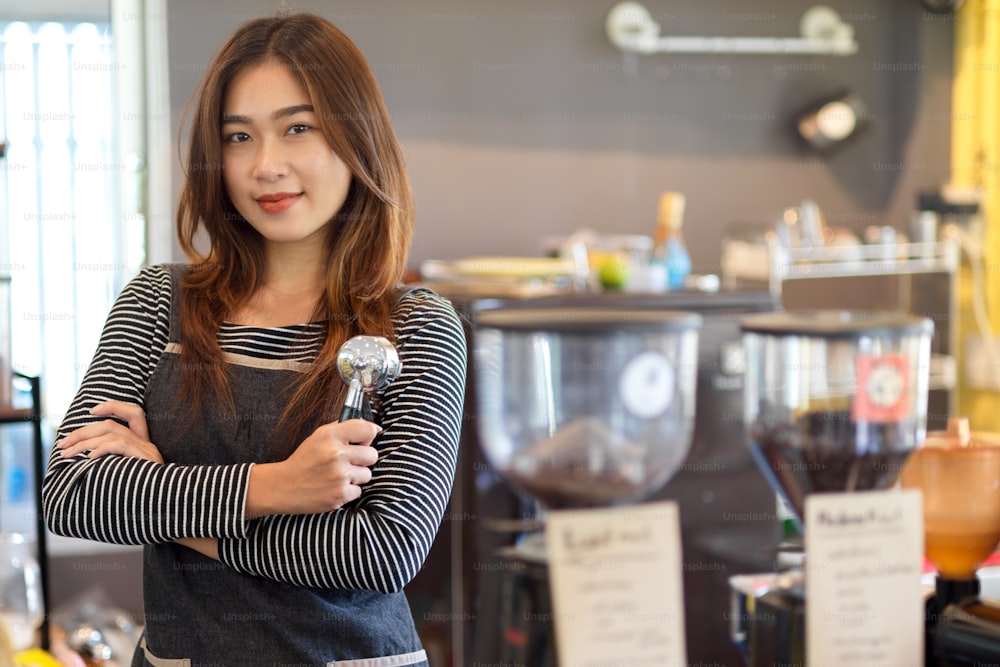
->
xmin=741 ymin=310 xmax=933 ymax=521
xmin=0 ymin=275 xmax=10 ymax=407
xmin=0 ymin=533 xmax=42 ymax=651
xmin=474 ymin=307 xmax=701 ymax=510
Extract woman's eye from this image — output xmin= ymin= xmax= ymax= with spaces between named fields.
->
xmin=224 ymin=132 xmax=251 ymax=144
xmin=287 ymin=124 xmax=311 ymax=135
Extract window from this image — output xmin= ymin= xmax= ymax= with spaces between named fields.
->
xmin=0 ymin=20 xmax=143 ymax=427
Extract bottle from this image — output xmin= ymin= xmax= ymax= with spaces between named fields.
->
xmin=650 ymin=192 xmax=691 ymax=291
xmin=776 ymin=494 xmax=802 ymax=544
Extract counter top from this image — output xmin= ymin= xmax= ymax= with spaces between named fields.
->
xmin=435 ymin=287 xmax=778 ymax=317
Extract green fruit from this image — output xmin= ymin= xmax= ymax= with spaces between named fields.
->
xmin=599 ymin=255 xmax=629 ymax=290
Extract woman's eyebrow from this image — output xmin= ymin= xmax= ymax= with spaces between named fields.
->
xmin=222 ymin=104 xmax=315 ymax=125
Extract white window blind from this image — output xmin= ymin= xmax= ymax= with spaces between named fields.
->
xmin=1 ymin=20 xmax=141 ymax=426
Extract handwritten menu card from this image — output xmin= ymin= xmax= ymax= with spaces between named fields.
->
xmin=805 ymin=489 xmax=924 ymax=667
xmin=545 ymin=501 xmax=686 ymax=667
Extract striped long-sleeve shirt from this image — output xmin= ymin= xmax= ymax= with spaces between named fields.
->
xmin=41 ymin=264 xmax=468 ymax=593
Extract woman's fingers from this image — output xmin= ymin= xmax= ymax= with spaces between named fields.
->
xmin=332 ymin=418 xmax=382 ymax=445
xmin=58 ymin=420 xmax=164 ymax=463
xmin=352 ymin=464 xmax=373 ymax=486
xmin=58 ymin=420 xmax=118 ymax=451
xmin=89 ymin=400 xmax=150 ymax=440
xmin=319 ymin=419 xmax=381 ymax=466
xmin=253 ymin=420 xmax=383 ymax=515
xmin=59 ymin=401 xmax=149 ymax=449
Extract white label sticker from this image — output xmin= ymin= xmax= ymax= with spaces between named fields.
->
xmin=619 ymin=351 xmax=675 ymax=419
xmin=546 ymin=501 xmax=687 ymax=667
xmin=805 ymin=490 xmax=924 ymax=667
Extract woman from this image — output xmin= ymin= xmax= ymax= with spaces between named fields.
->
xmin=42 ymin=12 xmax=466 ymax=667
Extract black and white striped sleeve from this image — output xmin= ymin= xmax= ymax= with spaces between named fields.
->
xmin=217 ymin=290 xmax=468 ymax=593
xmin=41 ymin=265 xmax=251 ymax=545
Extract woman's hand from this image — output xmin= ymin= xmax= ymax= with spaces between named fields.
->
xmin=246 ymin=419 xmax=381 ymax=518
xmin=58 ymin=400 xmax=164 ymax=464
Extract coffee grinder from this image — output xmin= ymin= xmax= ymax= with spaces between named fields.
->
xmin=470 ymin=306 xmax=701 ymax=665
xmin=899 ymin=418 xmax=1000 ymax=665
xmin=729 ymin=310 xmax=934 ymax=665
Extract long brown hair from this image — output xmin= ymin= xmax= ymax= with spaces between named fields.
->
xmin=176 ymin=12 xmax=413 ymax=440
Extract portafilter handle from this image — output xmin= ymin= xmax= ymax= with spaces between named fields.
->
xmin=336 ymin=335 xmax=402 ymax=422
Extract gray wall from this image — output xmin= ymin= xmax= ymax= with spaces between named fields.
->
xmin=165 ymin=0 xmax=954 ymax=276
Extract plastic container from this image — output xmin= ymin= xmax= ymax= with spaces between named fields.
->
xmin=900 ymin=418 xmax=1000 ymax=580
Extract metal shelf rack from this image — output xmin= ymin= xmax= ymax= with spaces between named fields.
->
xmin=726 ymin=239 xmax=960 ymax=416
xmin=0 ymin=371 xmax=49 ymax=650
xmin=766 ymin=241 xmax=959 ymax=295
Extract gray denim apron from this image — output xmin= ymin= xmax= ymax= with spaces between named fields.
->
xmin=132 ymin=265 xmax=428 ymax=667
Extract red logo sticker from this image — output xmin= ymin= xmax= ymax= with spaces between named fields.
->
xmin=853 ymin=354 xmax=909 ymax=423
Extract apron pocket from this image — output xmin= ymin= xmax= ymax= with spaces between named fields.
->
xmin=328 ymin=649 xmax=428 ymax=667
xmin=140 ymin=637 xmax=192 ymax=667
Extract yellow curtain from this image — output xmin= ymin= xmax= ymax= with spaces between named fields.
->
xmin=954 ymin=0 xmax=1000 ymax=428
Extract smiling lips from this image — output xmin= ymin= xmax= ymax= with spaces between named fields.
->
xmin=256 ymin=192 xmax=303 ymax=213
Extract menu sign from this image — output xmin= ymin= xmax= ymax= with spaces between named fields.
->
xmin=805 ymin=489 xmax=924 ymax=666
xmin=545 ymin=501 xmax=686 ymax=667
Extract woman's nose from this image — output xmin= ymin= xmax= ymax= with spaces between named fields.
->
xmin=251 ymin=138 xmax=288 ymax=181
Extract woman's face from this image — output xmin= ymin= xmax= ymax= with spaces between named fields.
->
xmin=221 ymin=60 xmax=351 ymax=251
